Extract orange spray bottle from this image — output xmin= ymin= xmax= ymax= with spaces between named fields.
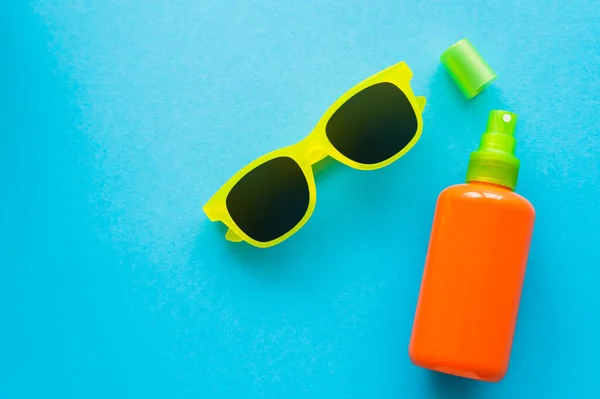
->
xmin=409 ymin=110 xmax=535 ymax=382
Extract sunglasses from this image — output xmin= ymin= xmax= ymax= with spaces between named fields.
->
xmin=203 ymin=61 xmax=426 ymax=248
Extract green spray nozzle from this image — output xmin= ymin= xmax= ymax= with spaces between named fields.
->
xmin=466 ymin=110 xmax=520 ymax=190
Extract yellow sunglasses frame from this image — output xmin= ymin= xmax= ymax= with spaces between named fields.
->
xmin=203 ymin=61 xmax=426 ymax=248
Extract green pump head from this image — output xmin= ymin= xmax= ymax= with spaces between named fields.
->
xmin=466 ymin=110 xmax=520 ymax=190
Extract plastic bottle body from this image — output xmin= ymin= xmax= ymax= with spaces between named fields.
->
xmin=409 ymin=182 xmax=535 ymax=382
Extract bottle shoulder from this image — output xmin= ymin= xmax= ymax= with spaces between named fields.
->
xmin=438 ymin=183 xmax=535 ymax=217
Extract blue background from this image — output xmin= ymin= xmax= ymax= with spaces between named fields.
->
xmin=2 ymin=1 xmax=599 ymax=398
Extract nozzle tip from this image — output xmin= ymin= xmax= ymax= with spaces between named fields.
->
xmin=486 ymin=110 xmax=517 ymax=137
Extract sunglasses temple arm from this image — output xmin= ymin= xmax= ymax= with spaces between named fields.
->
xmin=416 ymin=96 xmax=426 ymax=112
xmin=226 ymin=228 xmax=243 ymax=242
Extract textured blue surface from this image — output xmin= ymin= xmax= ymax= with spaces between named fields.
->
xmin=2 ymin=1 xmax=600 ymax=398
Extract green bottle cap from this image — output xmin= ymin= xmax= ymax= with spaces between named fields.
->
xmin=466 ymin=110 xmax=520 ymax=190
xmin=440 ymin=38 xmax=497 ymax=99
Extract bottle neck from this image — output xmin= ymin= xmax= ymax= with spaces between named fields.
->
xmin=466 ymin=148 xmax=520 ymax=191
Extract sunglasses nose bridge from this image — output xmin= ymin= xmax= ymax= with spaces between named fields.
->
xmin=295 ymin=136 xmax=327 ymax=165
xmin=307 ymin=148 xmax=327 ymax=164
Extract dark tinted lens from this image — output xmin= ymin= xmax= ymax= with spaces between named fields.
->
xmin=326 ymin=82 xmax=418 ymax=164
xmin=226 ymin=156 xmax=310 ymax=243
